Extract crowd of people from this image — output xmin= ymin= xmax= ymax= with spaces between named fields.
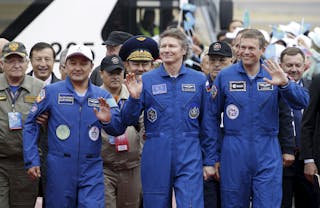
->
xmin=0 ymin=17 xmax=320 ymax=208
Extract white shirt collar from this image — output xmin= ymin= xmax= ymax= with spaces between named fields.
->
xmin=32 ymin=72 xmax=52 ymax=86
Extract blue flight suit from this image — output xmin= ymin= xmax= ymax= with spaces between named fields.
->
xmin=212 ymin=60 xmax=309 ymax=208
xmin=23 ymin=77 xmax=137 ymax=208
xmin=125 ymin=64 xmax=217 ymax=208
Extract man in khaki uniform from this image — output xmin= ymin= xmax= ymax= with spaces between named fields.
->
xmin=101 ymin=36 xmax=158 ymax=208
xmin=0 ymin=42 xmax=44 ymax=207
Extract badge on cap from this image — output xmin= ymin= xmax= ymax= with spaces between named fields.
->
xmin=226 ymin=104 xmax=239 ymax=120
xmin=213 ymin=43 xmax=222 ymax=51
xmin=111 ymin=56 xmax=120 ymax=64
xmin=137 ymin=36 xmax=146 ymax=41
xmin=8 ymin=42 xmax=19 ymax=52
xmin=147 ymin=107 xmax=157 ymax=123
xmin=89 ymin=126 xmax=100 ymax=141
xmin=56 ymin=124 xmax=70 ymax=140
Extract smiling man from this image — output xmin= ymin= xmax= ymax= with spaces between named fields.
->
xmin=211 ymin=29 xmax=309 ymax=208
xmin=280 ymin=47 xmax=317 ymax=208
xmin=123 ymin=28 xmax=217 ymax=208
xmin=0 ymin=41 xmax=44 ymax=208
xmin=23 ymin=44 xmax=139 ymax=207
xmin=28 ymin=42 xmax=60 ymax=84
xmin=28 ymin=42 xmax=60 ymax=207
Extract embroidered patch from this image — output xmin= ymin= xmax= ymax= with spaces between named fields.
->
xmin=56 ymin=124 xmax=70 ymax=140
xmin=226 ymin=104 xmax=239 ymax=120
xmin=36 ymin=89 xmax=46 ymax=103
xmin=189 ymin=105 xmax=200 ymax=119
xmin=229 ymin=81 xmax=246 ymax=91
xmin=152 ymin=84 xmax=167 ymax=95
xmin=182 ymin=84 xmax=196 ymax=92
xmin=0 ymin=93 xmax=7 ymax=101
xmin=147 ymin=107 xmax=157 ymax=123
xmin=211 ymin=85 xmax=218 ymax=99
xmin=30 ymin=103 xmax=38 ymax=113
xmin=88 ymin=98 xmax=99 ymax=108
xmin=89 ymin=126 xmax=100 ymax=141
xmin=257 ymin=82 xmax=273 ymax=91
xmin=205 ymin=80 xmax=211 ymax=92
xmin=24 ymin=95 xmax=37 ymax=103
xmin=58 ymin=93 xmax=74 ymax=105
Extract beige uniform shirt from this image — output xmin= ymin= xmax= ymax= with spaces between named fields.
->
xmin=0 ymin=74 xmax=44 ymax=159
xmin=101 ymin=84 xmax=144 ymax=170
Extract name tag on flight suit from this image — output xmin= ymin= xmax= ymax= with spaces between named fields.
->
xmin=257 ymin=82 xmax=273 ymax=91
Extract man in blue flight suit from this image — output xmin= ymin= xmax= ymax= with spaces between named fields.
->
xmin=23 ymin=45 xmax=139 ymax=208
xmin=124 ymin=28 xmax=217 ymax=208
xmin=211 ymin=29 xmax=309 ymax=207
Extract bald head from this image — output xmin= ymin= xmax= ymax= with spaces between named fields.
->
xmin=0 ymin=38 xmax=10 ymax=73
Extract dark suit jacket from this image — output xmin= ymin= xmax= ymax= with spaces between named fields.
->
xmin=282 ymin=78 xmax=310 ymax=177
xmin=301 ymin=74 xmax=320 ymax=169
xmin=278 ymin=97 xmax=295 ymax=155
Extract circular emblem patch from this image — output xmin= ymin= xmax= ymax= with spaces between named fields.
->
xmin=226 ymin=104 xmax=239 ymax=120
xmin=213 ymin=42 xmax=222 ymax=51
xmin=89 ymin=126 xmax=100 ymax=141
xmin=111 ymin=56 xmax=120 ymax=64
xmin=56 ymin=124 xmax=70 ymax=140
xmin=189 ymin=105 xmax=200 ymax=119
xmin=147 ymin=107 xmax=157 ymax=123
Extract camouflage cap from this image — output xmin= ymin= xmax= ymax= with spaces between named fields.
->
xmin=2 ymin=41 xmax=28 ymax=58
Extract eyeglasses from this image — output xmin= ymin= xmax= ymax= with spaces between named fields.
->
xmin=3 ymin=58 xmax=27 ymax=65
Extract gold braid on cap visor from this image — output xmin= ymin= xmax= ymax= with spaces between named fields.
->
xmin=127 ymin=50 xmax=153 ymax=61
